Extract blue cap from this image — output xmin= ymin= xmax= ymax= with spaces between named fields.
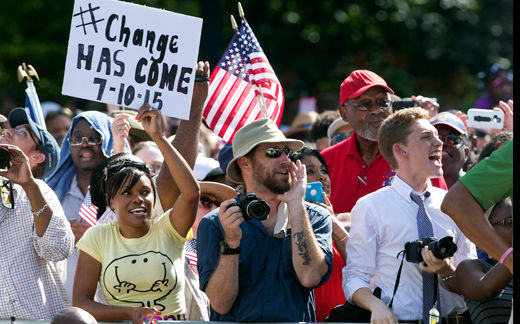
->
xmin=8 ymin=107 xmax=60 ymax=179
xmin=218 ymin=143 xmax=234 ymax=175
xmin=430 ymin=112 xmax=467 ymax=135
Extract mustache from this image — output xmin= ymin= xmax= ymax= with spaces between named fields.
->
xmin=78 ymin=147 xmax=96 ymax=156
xmin=366 ymin=114 xmax=386 ymax=123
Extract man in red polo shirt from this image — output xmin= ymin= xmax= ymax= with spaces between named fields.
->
xmin=321 ymin=70 xmax=447 ymax=214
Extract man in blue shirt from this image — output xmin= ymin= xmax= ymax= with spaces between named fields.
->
xmin=197 ymin=118 xmax=333 ymax=322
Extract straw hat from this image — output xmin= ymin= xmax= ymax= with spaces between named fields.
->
xmin=199 ymin=181 xmax=236 ymax=202
xmin=226 ymin=118 xmax=304 ymax=183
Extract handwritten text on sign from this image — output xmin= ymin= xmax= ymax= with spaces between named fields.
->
xmin=62 ymin=0 xmax=202 ymax=119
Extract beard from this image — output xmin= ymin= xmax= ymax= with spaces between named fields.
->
xmin=252 ymin=159 xmax=291 ymax=194
xmin=356 ymin=114 xmax=387 ymax=141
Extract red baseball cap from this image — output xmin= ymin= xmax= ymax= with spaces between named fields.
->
xmin=340 ymin=70 xmax=394 ymax=105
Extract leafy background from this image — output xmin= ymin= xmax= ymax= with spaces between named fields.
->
xmin=0 ymin=0 xmax=513 ymax=124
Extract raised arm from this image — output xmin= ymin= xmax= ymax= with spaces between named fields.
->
xmin=0 ymin=144 xmax=74 ymax=261
xmin=137 ymin=104 xmax=200 ymax=237
xmin=156 ymin=61 xmax=210 ymax=211
xmin=441 ymin=182 xmax=513 ymax=274
xmin=280 ymin=160 xmax=330 ymax=288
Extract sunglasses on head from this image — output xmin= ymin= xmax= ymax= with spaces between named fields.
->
xmin=263 ymin=146 xmax=293 ymax=158
xmin=439 ymin=134 xmax=465 ymax=146
xmin=199 ymin=196 xmax=220 ymax=209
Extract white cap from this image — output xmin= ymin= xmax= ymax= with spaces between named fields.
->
xmin=327 ymin=118 xmax=350 ymax=140
xmin=193 ymin=154 xmax=220 ymax=181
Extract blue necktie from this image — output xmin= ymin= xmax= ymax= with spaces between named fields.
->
xmin=410 ymin=191 xmax=439 ymax=323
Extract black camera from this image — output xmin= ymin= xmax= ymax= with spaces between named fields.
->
xmin=0 ymin=147 xmax=10 ymax=169
xmin=404 ymin=236 xmax=457 ymax=263
xmin=232 ymin=193 xmax=270 ymax=221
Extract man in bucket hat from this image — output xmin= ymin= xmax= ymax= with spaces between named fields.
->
xmin=0 ymin=107 xmax=74 ymax=319
xmin=321 ymin=69 xmax=447 ymax=214
xmin=197 ymin=118 xmax=333 ymax=322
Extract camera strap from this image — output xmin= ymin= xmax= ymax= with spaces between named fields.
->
xmin=388 ymin=250 xmax=407 ymax=309
xmin=393 ymin=250 xmax=441 ymax=313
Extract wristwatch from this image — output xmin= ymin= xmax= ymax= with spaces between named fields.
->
xmin=220 ymin=241 xmax=241 ymax=255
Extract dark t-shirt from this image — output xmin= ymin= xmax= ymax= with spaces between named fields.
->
xmin=197 ymin=202 xmax=333 ymax=322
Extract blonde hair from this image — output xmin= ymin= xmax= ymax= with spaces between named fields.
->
xmin=378 ymin=107 xmax=429 ymax=169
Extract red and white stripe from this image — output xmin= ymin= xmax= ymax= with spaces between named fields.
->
xmin=78 ymin=190 xmax=98 ymax=226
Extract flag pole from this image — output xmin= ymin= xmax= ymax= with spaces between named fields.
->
xmin=237 ymin=3 xmax=269 ymax=119
xmin=17 ymin=63 xmax=46 ymax=130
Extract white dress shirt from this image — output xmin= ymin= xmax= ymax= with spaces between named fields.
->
xmin=343 ymin=176 xmax=476 ymax=320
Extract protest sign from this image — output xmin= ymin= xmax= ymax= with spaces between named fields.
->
xmin=62 ymin=0 xmax=202 ymax=119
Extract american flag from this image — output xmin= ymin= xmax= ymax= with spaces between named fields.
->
xmin=185 ymin=239 xmax=198 ymax=272
xmin=203 ymin=17 xmax=284 ymax=143
xmin=78 ymin=190 xmax=98 ymax=226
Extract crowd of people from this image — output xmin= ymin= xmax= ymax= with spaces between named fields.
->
xmin=0 ymin=61 xmax=513 ymax=324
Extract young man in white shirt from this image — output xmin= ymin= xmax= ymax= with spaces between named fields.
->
xmin=343 ymin=107 xmax=476 ymax=324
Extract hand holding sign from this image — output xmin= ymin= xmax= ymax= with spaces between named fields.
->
xmin=62 ymin=0 xmax=202 ymax=120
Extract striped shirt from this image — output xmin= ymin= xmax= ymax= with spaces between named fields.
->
xmin=0 ymin=179 xmax=75 ymax=319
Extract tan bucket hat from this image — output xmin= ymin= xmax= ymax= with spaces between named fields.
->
xmin=200 ymin=181 xmax=236 ymax=202
xmin=226 ymin=118 xmax=304 ymax=183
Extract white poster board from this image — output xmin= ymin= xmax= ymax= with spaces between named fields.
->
xmin=62 ymin=0 xmax=202 ymax=120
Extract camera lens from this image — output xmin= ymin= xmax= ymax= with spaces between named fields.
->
xmin=0 ymin=147 xmax=10 ymax=169
xmin=246 ymin=200 xmax=270 ymax=221
xmin=428 ymin=236 xmax=457 ymax=259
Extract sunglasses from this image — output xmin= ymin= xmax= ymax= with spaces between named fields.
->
xmin=0 ymin=178 xmax=14 ymax=209
xmin=490 ymin=216 xmax=512 ymax=226
xmin=68 ymin=134 xmax=103 ymax=146
xmin=438 ymin=134 xmax=465 ymax=146
xmin=199 ymin=196 xmax=220 ymax=209
xmin=263 ymin=147 xmax=293 ymax=158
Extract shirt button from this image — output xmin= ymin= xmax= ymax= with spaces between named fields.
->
xmin=362 ymin=165 xmax=366 ymax=168
xmin=364 ymin=177 xmax=367 ymax=180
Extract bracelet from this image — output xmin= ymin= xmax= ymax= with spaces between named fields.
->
xmin=499 ymin=247 xmax=513 ymax=264
xmin=441 ymin=273 xmax=456 ymax=282
xmin=195 ymin=75 xmax=210 ymax=82
xmin=338 ymin=233 xmax=349 ymax=242
xmin=32 ymin=202 xmax=49 ymax=217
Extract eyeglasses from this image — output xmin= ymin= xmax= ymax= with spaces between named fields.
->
xmin=438 ymin=134 xmax=465 ymax=146
xmin=148 ymin=164 xmax=162 ymax=176
xmin=344 ymin=94 xmax=393 ymax=112
xmin=490 ymin=216 xmax=512 ymax=226
xmin=199 ymin=196 xmax=220 ymax=209
xmin=263 ymin=147 xmax=292 ymax=158
xmin=0 ymin=126 xmax=41 ymax=152
xmin=68 ymin=134 xmax=103 ymax=146
xmin=0 ymin=178 xmax=14 ymax=209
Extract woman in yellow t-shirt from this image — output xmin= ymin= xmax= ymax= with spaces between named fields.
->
xmin=74 ymin=104 xmax=200 ymax=324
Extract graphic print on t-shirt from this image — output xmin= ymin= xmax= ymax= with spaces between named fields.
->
xmin=103 ymin=251 xmax=177 ymax=311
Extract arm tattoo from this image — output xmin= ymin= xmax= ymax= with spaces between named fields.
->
xmin=293 ymin=231 xmax=311 ymax=265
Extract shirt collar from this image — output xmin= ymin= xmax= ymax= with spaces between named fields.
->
xmin=343 ymin=130 xmax=359 ymax=156
xmin=66 ymin=174 xmax=84 ymax=200
xmin=273 ymin=202 xmax=290 ymax=238
xmin=391 ymin=175 xmax=433 ymax=203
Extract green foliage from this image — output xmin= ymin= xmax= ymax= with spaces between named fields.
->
xmin=0 ymin=0 xmax=512 ymax=116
